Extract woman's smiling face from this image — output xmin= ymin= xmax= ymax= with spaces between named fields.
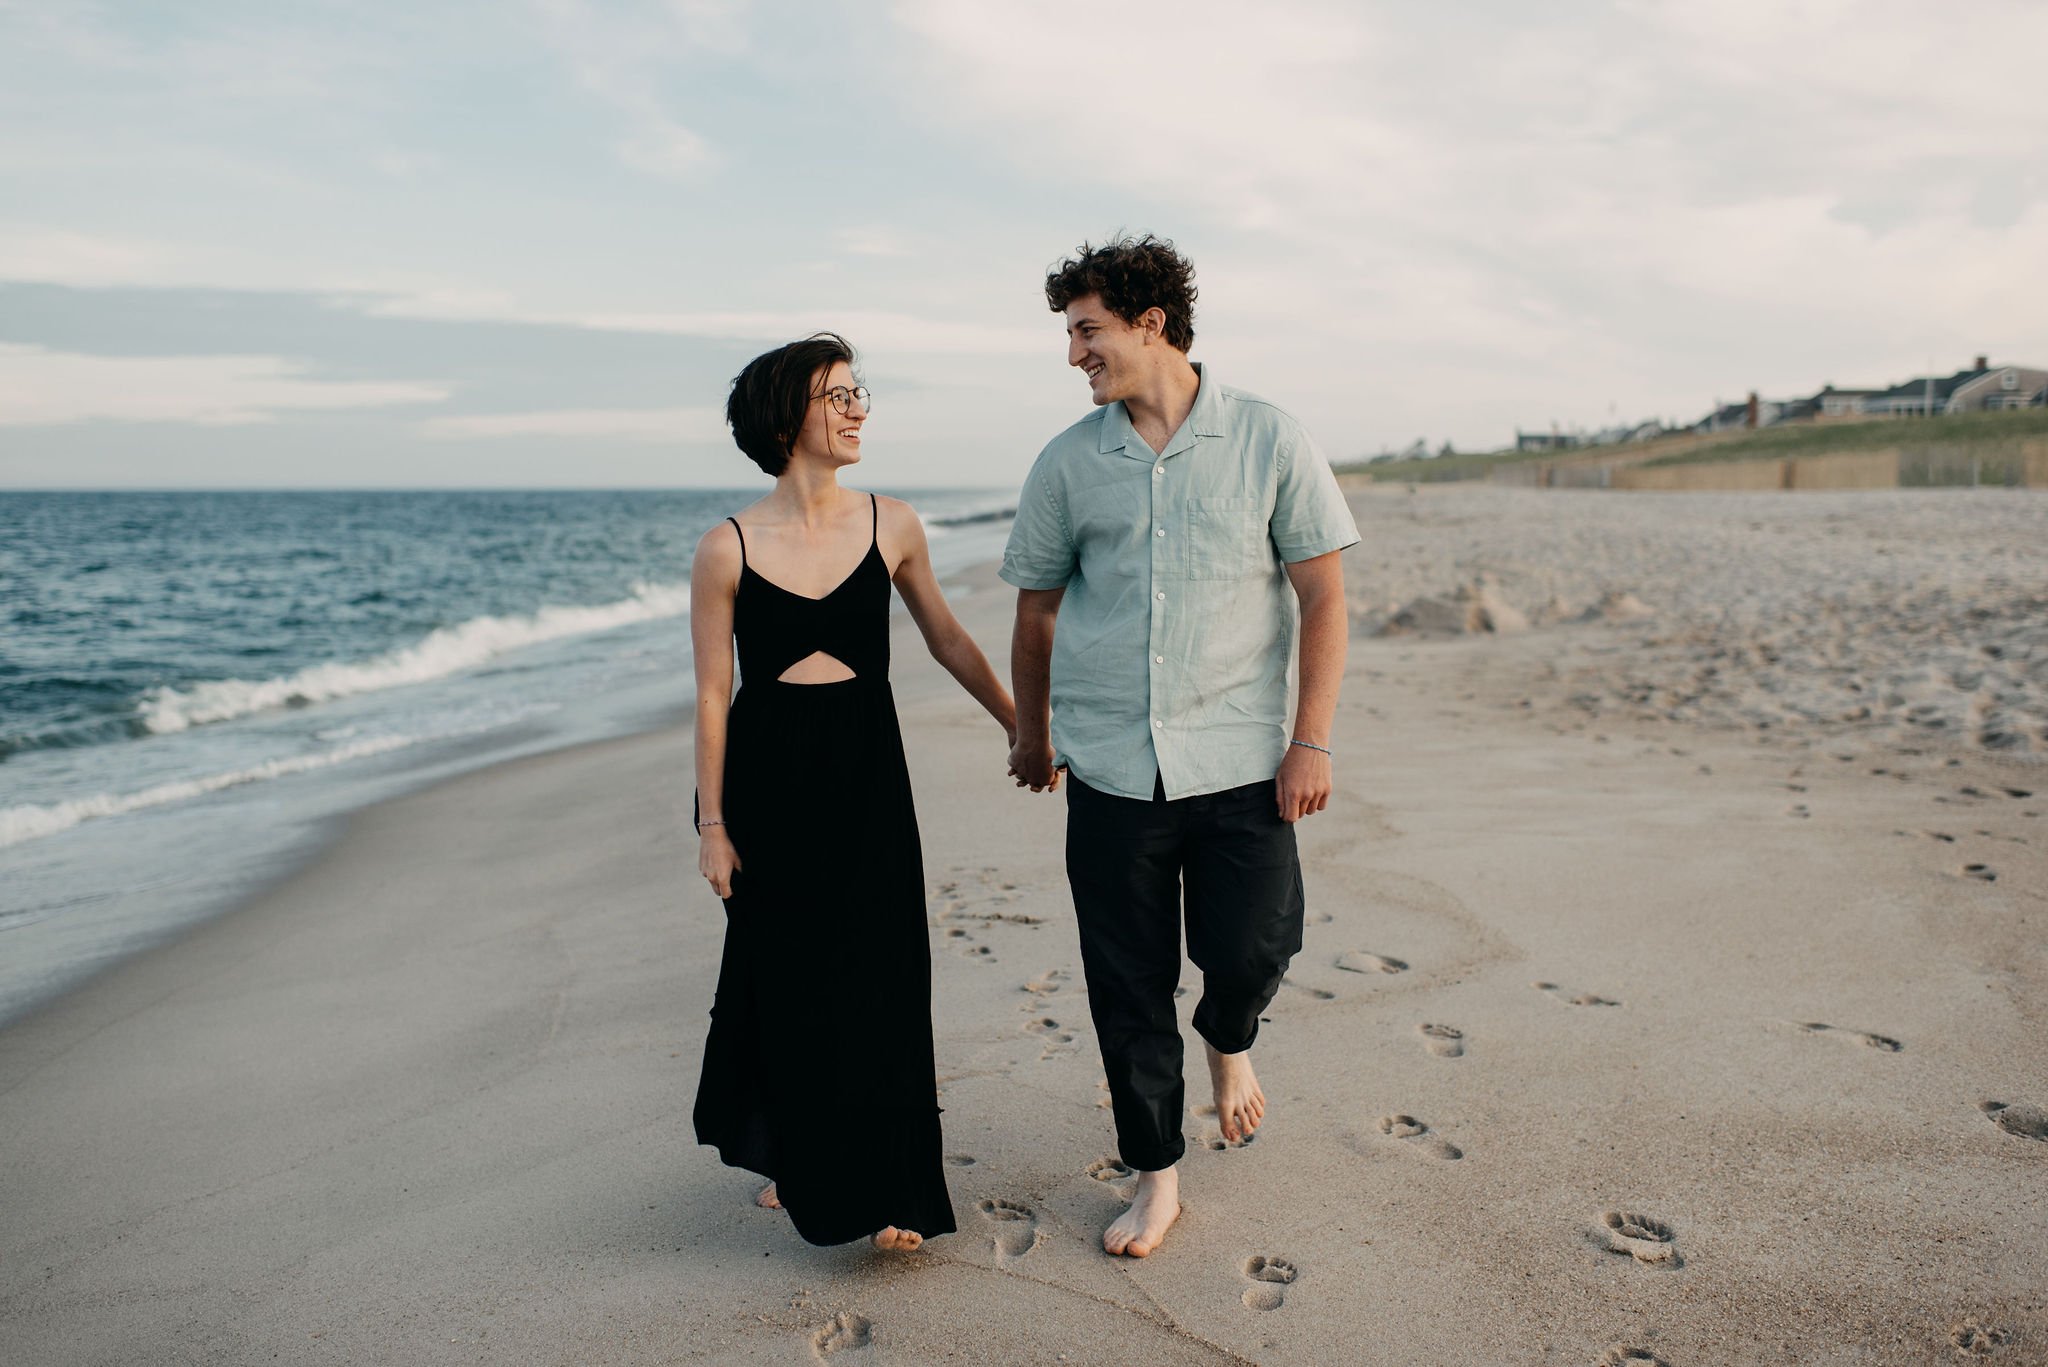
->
xmin=789 ymin=359 xmax=868 ymax=468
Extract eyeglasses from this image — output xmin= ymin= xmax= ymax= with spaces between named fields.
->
xmin=809 ymin=384 xmax=872 ymax=416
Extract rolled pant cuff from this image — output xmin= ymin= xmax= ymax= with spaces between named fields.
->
xmin=1191 ymin=1005 xmax=1262 ymax=1058
xmin=1121 ymin=1136 xmax=1186 ymax=1173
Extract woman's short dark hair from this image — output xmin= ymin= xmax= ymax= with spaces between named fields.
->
xmin=1044 ymin=234 xmax=1197 ymax=352
xmin=725 ymin=332 xmax=857 ymax=477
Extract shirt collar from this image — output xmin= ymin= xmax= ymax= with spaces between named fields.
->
xmin=1098 ymin=362 xmax=1225 ymax=460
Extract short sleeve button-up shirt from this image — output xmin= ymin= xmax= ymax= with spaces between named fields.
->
xmin=1000 ymin=365 xmax=1360 ymax=801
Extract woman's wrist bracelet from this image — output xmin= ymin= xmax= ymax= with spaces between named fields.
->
xmin=1289 ymin=739 xmax=1333 ymax=756
xmin=696 ymin=818 xmax=726 ymax=830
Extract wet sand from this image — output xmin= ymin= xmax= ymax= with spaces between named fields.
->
xmin=2 ymin=488 xmax=2043 ymax=1365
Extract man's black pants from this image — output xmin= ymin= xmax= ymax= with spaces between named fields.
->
xmin=1065 ymin=772 xmax=1306 ymax=1172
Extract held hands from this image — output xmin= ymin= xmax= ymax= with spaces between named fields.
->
xmin=698 ymin=825 xmax=741 ymax=898
xmin=1275 ymin=742 xmax=1333 ymax=823
xmin=1008 ymin=734 xmax=1064 ymax=793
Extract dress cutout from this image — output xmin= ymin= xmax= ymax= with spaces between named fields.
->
xmin=693 ymin=494 xmax=956 ymax=1245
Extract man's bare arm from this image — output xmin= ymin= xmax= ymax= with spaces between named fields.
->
xmin=1009 ymin=586 xmax=1065 ymax=791
xmin=1275 ymin=550 xmax=1347 ymax=822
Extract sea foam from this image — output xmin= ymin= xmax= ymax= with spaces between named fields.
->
xmin=0 ymin=733 xmax=421 ymax=849
xmin=140 ymin=580 xmax=690 ymax=734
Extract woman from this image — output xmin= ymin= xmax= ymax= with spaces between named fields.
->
xmin=690 ymin=333 xmax=1017 ymax=1251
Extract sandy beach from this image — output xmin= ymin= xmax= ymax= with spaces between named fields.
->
xmin=3 ymin=486 xmax=2043 ymax=1366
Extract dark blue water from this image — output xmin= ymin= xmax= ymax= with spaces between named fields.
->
xmin=0 ymin=488 xmax=1015 ymax=1022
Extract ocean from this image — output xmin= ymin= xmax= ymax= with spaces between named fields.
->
xmin=0 ymin=488 xmax=1017 ymax=1024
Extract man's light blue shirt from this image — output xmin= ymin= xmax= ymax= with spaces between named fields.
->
xmin=1000 ymin=365 xmax=1360 ymax=801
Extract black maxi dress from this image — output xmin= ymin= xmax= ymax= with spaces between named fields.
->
xmin=693 ymin=494 xmax=957 ymax=1245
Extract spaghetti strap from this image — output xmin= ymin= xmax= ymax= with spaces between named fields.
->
xmin=728 ymin=516 xmax=748 ymax=566
xmin=868 ymin=492 xmax=878 ymax=549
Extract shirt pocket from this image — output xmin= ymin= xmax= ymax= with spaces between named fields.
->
xmin=1184 ymin=496 xmax=1262 ymax=580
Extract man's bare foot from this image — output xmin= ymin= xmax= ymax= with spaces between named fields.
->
xmin=870 ymin=1226 xmax=923 ymax=1252
xmin=1205 ymin=1041 xmax=1267 ymax=1142
xmin=755 ymin=1183 xmax=782 ymax=1210
xmin=1103 ymin=1166 xmax=1180 ymax=1257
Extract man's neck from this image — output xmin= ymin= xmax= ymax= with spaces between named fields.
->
xmin=1122 ymin=357 xmax=1202 ymax=456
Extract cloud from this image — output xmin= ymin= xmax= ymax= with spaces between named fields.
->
xmin=0 ymin=225 xmax=170 ymax=287
xmin=0 ymin=345 xmax=447 ymax=426
xmin=837 ymin=226 xmax=915 ymax=258
xmin=885 ymin=0 xmax=2048 ymax=441
xmin=349 ymin=293 xmax=1048 ymax=355
xmin=423 ymin=405 xmax=725 ymax=441
xmin=617 ymin=117 xmax=714 ymax=178
xmin=533 ymin=0 xmax=724 ymax=180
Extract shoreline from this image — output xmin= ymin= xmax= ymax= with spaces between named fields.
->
xmin=0 ymin=503 xmax=1017 ymax=1029
xmin=4 ymin=497 xmax=2043 ymax=1365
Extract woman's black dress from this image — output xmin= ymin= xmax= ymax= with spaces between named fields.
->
xmin=693 ymin=494 xmax=957 ymax=1245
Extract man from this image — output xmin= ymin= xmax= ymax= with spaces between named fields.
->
xmin=1003 ymin=235 xmax=1358 ymax=1258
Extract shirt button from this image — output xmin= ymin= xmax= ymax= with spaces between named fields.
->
xmin=1154 ymin=465 xmax=1164 ymax=475
xmin=1155 ymin=590 xmax=1165 ymax=600
xmin=1154 ymin=655 xmax=1165 ymax=664
xmin=1153 ymin=719 xmax=1163 ymax=729
xmin=1155 ymin=527 xmax=1165 ymax=537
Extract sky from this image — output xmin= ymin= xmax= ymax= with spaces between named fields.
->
xmin=2 ymin=0 xmax=2045 ymax=489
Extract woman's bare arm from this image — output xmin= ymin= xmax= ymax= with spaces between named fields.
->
xmin=880 ymin=497 xmax=1017 ymax=739
xmin=691 ymin=521 xmax=743 ymax=897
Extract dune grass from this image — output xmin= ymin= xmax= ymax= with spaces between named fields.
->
xmin=1338 ymin=409 xmax=2048 ymax=484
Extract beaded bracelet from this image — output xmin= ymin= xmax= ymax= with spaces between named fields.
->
xmin=696 ymin=819 xmax=727 ymax=829
xmin=1289 ymin=739 xmax=1333 ymax=756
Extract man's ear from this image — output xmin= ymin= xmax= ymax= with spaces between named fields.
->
xmin=1139 ymin=306 xmax=1167 ymax=342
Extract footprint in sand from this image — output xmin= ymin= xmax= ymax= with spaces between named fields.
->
xmin=1417 ymin=1023 xmax=1465 ymax=1058
xmin=1378 ymin=1114 xmax=1461 ymax=1160
xmin=1281 ymin=975 xmax=1336 ymax=1001
xmin=1534 ymin=981 xmax=1621 ymax=1008
xmin=1958 ymin=864 xmax=1998 ymax=882
xmin=1786 ymin=803 xmax=1812 ymax=819
xmin=1335 ymin=950 xmax=1409 ymax=975
xmin=1086 ymin=1157 xmax=1135 ymax=1194
xmin=1595 ymin=1211 xmax=1681 ymax=1267
xmin=1022 ymin=1015 xmax=1079 ymax=1059
xmin=944 ymin=1154 xmax=977 ymax=1167
xmin=1796 ymin=1021 xmax=1902 ymax=1053
xmin=1022 ymin=968 xmax=1069 ymax=996
xmin=809 ymin=1311 xmax=872 ymax=1360
xmin=976 ymin=1198 xmax=1042 ymax=1259
xmin=1308 ymin=910 xmax=1335 ymax=925
xmin=1951 ymin=1319 xmax=2012 ymax=1355
xmin=1980 ymin=1100 xmax=2048 ymax=1142
xmin=1239 ymin=1255 xmax=1298 ymax=1311
xmin=1600 ymin=1349 xmax=1670 ymax=1366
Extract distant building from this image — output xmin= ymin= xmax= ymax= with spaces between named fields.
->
xmin=1515 ymin=429 xmax=1582 ymax=452
xmin=1809 ymin=385 xmax=1885 ymax=420
xmin=1862 ymin=360 xmax=1991 ymax=417
xmin=1947 ymin=364 xmax=2048 ymax=413
xmin=1695 ymin=396 xmax=1780 ymax=432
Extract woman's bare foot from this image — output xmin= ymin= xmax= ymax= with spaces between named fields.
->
xmin=870 ymin=1226 xmax=924 ymax=1252
xmin=1103 ymin=1166 xmax=1180 ymax=1257
xmin=755 ymin=1183 xmax=782 ymax=1210
xmin=1205 ymin=1042 xmax=1267 ymax=1142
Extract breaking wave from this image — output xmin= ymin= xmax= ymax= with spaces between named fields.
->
xmin=0 ymin=733 xmax=424 ymax=849
xmin=139 ymin=581 xmax=691 ymax=734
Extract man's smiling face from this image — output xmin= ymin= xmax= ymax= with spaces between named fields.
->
xmin=1063 ymin=294 xmax=1154 ymax=407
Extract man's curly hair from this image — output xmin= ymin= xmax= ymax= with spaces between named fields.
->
xmin=1044 ymin=234 xmax=1197 ymax=352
